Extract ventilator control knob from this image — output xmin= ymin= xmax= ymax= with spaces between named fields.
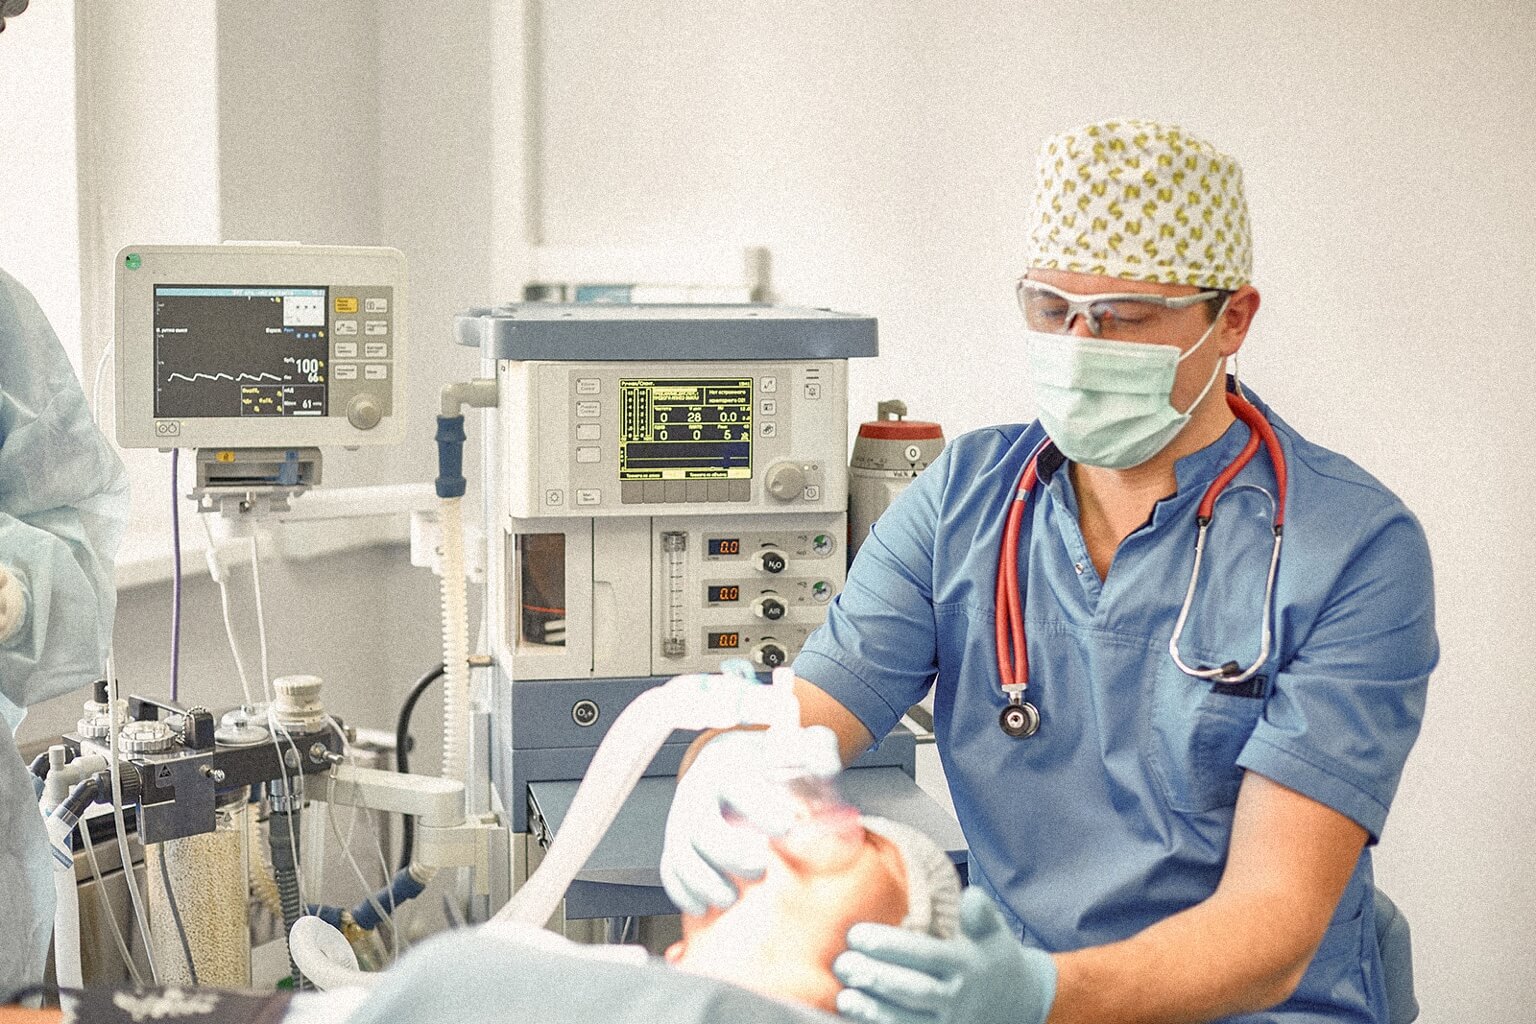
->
xmin=754 ymin=548 xmax=787 ymax=574
xmin=347 ymin=394 xmax=382 ymax=431
xmin=751 ymin=641 xmax=788 ymax=669
xmin=752 ymin=595 xmax=787 ymax=620
xmin=119 ymin=719 xmax=177 ymax=755
xmin=273 ymin=674 xmax=327 ymax=732
xmin=765 ymin=462 xmax=806 ymax=502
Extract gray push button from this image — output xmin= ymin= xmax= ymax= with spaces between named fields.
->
xmin=621 ymin=481 xmax=643 ymax=504
xmin=572 ymin=699 xmax=599 ymax=727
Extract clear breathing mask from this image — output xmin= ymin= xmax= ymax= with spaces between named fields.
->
xmin=722 ymin=772 xmax=865 ymax=871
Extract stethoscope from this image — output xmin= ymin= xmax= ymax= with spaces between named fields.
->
xmin=994 ymin=388 xmax=1289 ymax=738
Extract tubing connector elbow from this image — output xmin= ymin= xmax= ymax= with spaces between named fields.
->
xmin=439 ymin=378 xmax=498 ymax=419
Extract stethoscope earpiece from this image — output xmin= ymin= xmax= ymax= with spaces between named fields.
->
xmin=999 ymin=701 xmax=1041 ymax=739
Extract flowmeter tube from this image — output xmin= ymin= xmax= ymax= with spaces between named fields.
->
xmin=662 ymin=531 xmax=687 ymax=657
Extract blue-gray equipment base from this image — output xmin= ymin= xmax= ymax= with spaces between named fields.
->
xmin=498 ymin=673 xmax=968 ymax=920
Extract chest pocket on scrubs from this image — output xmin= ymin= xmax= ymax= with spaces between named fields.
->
xmin=1146 ymin=662 xmax=1265 ymax=814
xmin=1146 ymin=486 xmax=1275 ymax=815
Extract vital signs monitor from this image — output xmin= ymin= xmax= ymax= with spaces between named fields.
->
xmin=114 ymin=244 xmax=407 ymax=449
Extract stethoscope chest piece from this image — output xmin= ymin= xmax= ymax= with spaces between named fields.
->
xmin=999 ymin=701 xmax=1041 ymax=739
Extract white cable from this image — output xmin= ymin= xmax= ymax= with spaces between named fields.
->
xmin=81 ymin=821 xmax=144 ymax=985
xmin=249 ymin=537 xmax=273 ymax=702
xmin=106 ymin=658 xmax=160 ymax=982
xmin=322 ymin=716 xmax=402 ymax=963
xmin=200 ymin=517 xmax=255 ymax=708
xmin=90 ymin=339 xmax=114 ymax=425
xmin=325 ymin=796 xmax=402 ymax=964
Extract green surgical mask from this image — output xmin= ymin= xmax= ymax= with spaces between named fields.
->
xmin=1025 ymin=309 xmax=1225 ymax=469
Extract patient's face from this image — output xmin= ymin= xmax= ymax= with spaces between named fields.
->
xmin=664 ymin=813 xmax=909 ymax=1013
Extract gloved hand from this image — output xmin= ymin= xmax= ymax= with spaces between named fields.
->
xmin=833 ymin=886 xmax=1058 ymax=1024
xmin=0 ymin=565 xmax=24 ymax=645
xmin=660 ymin=723 xmax=842 ymax=916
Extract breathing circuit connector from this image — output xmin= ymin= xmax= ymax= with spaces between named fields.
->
xmin=434 ymin=416 xmax=468 ymax=499
xmin=435 ymin=379 xmax=497 ymax=499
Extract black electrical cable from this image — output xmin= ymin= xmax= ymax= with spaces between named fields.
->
xmin=156 ymin=850 xmax=199 ymax=986
xmin=396 ymin=664 xmax=446 ymax=872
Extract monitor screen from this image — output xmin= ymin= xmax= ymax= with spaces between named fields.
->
xmin=618 ymin=377 xmax=753 ymax=480
xmin=153 ymin=285 xmax=329 ymax=418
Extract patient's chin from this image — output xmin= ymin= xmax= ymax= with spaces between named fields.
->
xmin=673 ymin=952 xmax=843 ymax=1013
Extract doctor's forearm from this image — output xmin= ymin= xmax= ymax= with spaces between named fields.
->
xmin=1046 ymin=892 xmax=1311 ymax=1024
xmin=676 ymin=676 xmax=873 ymax=777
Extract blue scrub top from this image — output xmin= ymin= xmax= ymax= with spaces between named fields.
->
xmin=795 ymin=386 xmax=1436 ymax=1023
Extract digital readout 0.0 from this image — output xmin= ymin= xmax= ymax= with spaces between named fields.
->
xmin=708 ymin=631 xmax=741 ymax=650
xmin=618 ymin=377 xmax=753 ymax=481
xmin=708 ymin=538 xmax=740 ymax=556
xmin=708 ymin=585 xmax=741 ymax=603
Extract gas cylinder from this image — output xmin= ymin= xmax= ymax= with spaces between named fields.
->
xmin=847 ymin=400 xmax=945 ymax=561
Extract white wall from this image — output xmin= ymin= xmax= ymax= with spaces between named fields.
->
xmin=530 ymin=2 xmax=1534 ymax=1019
xmin=0 ymin=1 xmax=81 ymax=369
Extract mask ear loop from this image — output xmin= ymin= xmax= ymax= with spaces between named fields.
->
xmin=1216 ymin=294 xmax=1247 ymax=401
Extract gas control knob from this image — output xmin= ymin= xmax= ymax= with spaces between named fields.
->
xmin=752 ymin=594 xmax=787 ymax=620
xmin=751 ymin=641 xmax=788 ymax=669
xmin=119 ymin=719 xmax=177 ymax=755
xmin=754 ymin=548 xmax=788 ymax=574
xmin=764 ymin=462 xmax=806 ymax=502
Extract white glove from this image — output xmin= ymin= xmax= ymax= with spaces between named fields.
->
xmin=0 ymin=565 xmax=25 ymax=644
xmin=660 ymin=725 xmax=842 ymax=916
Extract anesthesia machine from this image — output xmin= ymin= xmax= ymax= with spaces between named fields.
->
xmin=456 ymin=304 xmax=966 ymax=923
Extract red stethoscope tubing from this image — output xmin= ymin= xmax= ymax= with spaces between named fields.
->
xmin=994 ymin=390 xmax=1287 ymax=693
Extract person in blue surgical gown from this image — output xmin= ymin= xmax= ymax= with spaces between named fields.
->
xmin=0 ymin=266 xmax=128 ymax=999
xmin=661 ymin=120 xmax=1436 ymax=1024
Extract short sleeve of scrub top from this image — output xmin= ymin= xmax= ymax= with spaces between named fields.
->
xmin=793 ymin=440 xmax=958 ymax=740
xmin=1234 ymin=441 xmax=1437 ymax=841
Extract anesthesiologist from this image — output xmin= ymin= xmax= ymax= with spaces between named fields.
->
xmin=662 ymin=119 xmax=1436 ymax=1024
xmin=0 ymin=266 xmax=129 ymax=999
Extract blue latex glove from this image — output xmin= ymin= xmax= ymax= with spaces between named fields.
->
xmin=660 ymin=722 xmax=842 ymax=916
xmin=833 ymin=886 xmax=1058 ymax=1024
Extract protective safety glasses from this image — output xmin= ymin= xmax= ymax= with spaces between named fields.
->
xmin=1016 ymin=278 xmax=1222 ymax=340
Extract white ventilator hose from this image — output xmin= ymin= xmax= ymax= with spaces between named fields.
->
xmin=438 ymin=496 xmax=471 ymax=784
xmin=493 ymin=669 xmax=801 ymax=927
xmin=288 ymin=915 xmax=375 ymax=992
xmin=53 ymin=859 xmax=83 ymax=988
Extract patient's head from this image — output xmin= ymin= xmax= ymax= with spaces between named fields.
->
xmin=665 ymin=809 xmax=958 ymax=1013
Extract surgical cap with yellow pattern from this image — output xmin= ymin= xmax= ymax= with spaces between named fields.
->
xmin=1026 ymin=120 xmax=1252 ymax=290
